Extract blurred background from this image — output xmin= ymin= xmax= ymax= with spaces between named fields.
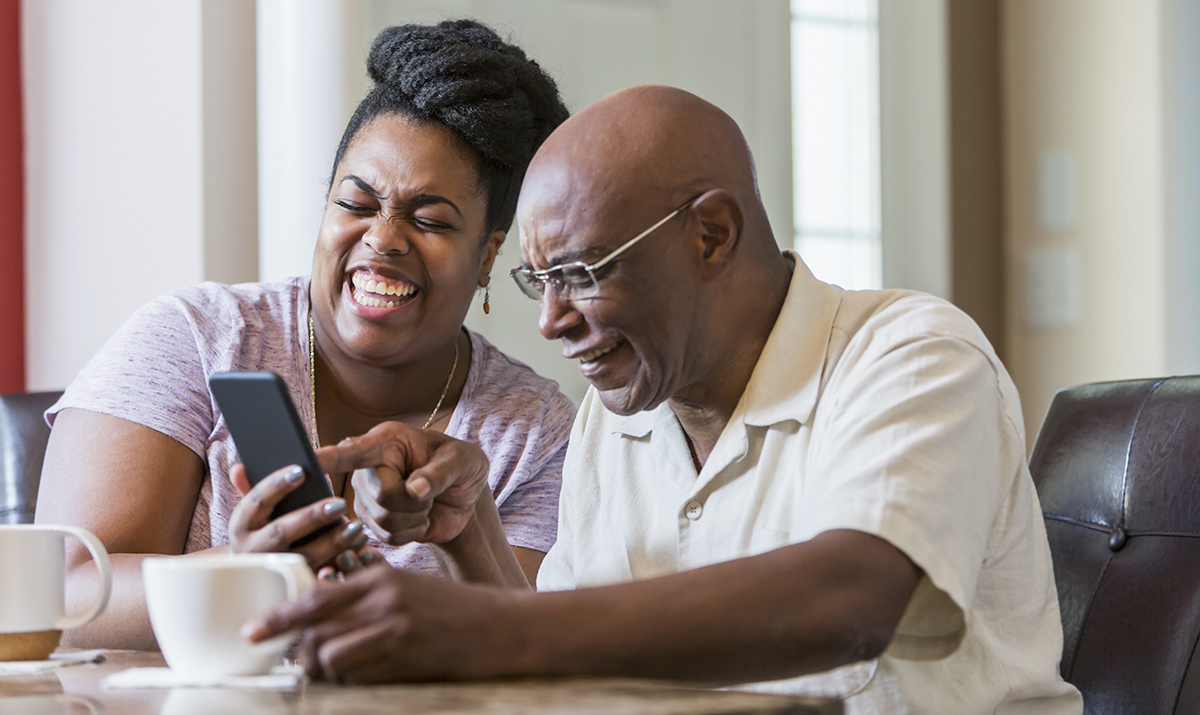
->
xmin=0 ymin=0 xmax=1197 ymax=444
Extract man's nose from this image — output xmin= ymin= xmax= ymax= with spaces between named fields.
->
xmin=538 ymin=289 xmax=584 ymax=341
xmin=362 ymin=217 xmax=411 ymax=256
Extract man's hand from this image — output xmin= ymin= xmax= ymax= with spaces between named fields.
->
xmin=317 ymin=422 xmax=491 ymax=546
xmin=243 ymin=565 xmax=514 ymax=682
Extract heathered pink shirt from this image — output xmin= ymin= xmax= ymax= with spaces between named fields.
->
xmin=48 ymin=278 xmax=574 ymax=573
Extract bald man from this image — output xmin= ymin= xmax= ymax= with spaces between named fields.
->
xmin=250 ymin=87 xmax=1081 ymax=714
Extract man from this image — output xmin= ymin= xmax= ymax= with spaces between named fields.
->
xmin=250 ymin=86 xmax=1082 ymax=713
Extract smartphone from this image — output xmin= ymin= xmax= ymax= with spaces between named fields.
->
xmin=208 ymin=371 xmax=338 ymax=547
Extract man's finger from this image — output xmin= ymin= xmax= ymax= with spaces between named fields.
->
xmin=315 ymin=618 xmax=409 ymax=683
xmin=243 ymin=575 xmax=372 ymax=642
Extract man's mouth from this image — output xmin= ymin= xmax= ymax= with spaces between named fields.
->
xmin=578 ymin=342 xmax=621 ymax=363
xmin=349 ymin=271 xmax=418 ymax=309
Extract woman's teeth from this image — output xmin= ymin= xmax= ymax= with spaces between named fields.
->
xmin=350 ymin=273 xmax=416 ymax=308
xmin=580 ymin=344 xmax=618 ymax=363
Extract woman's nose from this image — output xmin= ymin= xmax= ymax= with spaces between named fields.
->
xmin=538 ymin=289 xmax=584 ymax=340
xmin=362 ymin=218 xmax=411 ymax=256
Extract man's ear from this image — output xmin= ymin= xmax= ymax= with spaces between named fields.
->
xmin=690 ymin=189 xmax=743 ymax=274
xmin=479 ymin=229 xmax=507 ymax=284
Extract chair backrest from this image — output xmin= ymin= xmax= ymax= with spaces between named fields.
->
xmin=1029 ymin=375 xmax=1200 ymax=715
xmin=0 ymin=391 xmax=63 ymax=525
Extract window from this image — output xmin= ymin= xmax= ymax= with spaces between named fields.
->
xmin=791 ymin=0 xmax=881 ymax=290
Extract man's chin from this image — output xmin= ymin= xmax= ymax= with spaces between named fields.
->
xmin=594 ymin=382 xmax=660 ymax=417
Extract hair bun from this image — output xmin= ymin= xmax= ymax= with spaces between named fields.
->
xmin=364 ymin=20 xmax=566 ymax=171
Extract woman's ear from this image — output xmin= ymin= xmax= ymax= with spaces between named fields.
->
xmin=479 ymin=229 xmax=507 ymax=284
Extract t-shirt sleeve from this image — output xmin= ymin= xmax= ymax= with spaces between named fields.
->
xmin=47 ymin=294 xmax=215 ymax=460
xmin=805 ymin=333 xmax=1008 ymax=660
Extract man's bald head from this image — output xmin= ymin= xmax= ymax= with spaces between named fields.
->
xmin=516 ymin=86 xmax=791 ymax=419
xmin=520 ymin=86 xmax=770 ymax=242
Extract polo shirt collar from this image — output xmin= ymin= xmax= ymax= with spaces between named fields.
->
xmin=608 ymin=251 xmax=842 ymax=438
xmin=739 ymin=251 xmax=842 ymax=428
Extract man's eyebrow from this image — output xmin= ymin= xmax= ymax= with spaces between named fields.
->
xmin=338 ymin=176 xmax=463 ymax=219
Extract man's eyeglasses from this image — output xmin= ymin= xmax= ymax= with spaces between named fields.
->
xmin=511 ymin=197 xmax=695 ymax=301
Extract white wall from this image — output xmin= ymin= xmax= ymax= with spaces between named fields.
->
xmin=879 ymin=0 xmax=951 ymax=300
xmin=1163 ymin=0 xmax=1200 ymax=376
xmin=23 ymin=0 xmax=259 ymax=391
xmin=23 ymin=1 xmax=207 ymax=391
xmin=1001 ymin=0 xmax=1177 ymax=441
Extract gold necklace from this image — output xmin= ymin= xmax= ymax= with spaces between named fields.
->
xmin=307 ymin=311 xmax=460 ymax=442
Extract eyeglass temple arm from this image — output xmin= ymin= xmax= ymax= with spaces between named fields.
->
xmin=586 ymin=204 xmax=688 ymax=274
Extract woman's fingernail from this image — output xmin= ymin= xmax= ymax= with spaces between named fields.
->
xmin=323 ymin=499 xmax=346 ymax=516
xmin=408 ymin=477 xmax=431 ymax=499
xmin=336 ymin=551 xmax=356 ymax=571
xmin=341 ymin=520 xmax=363 ymax=540
xmin=360 ymin=550 xmax=377 ymax=566
xmin=284 ymin=466 xmax=305 ymax=484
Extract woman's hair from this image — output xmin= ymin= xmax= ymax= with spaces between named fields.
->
xmin=331 ymin=19 xmax=569 ymax=235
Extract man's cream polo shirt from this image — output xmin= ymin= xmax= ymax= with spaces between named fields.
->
xmin=538 ymin=254 xmax=1082 ymax=714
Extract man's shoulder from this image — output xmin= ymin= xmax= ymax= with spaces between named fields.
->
xmin=838 ymin=288 xmax=988 ymax=343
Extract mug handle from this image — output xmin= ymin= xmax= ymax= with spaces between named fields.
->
xmin=53 ymin=526 xmax=113 ymax=630
xmin=266 ymin=561 xmax=316 ymax=602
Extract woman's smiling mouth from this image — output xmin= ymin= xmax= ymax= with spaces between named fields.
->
xmin=349 ymin=271 xmax=418 ymax=309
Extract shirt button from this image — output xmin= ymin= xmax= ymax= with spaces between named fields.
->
xmin=685 ymin=501 xmax=703 ymax=520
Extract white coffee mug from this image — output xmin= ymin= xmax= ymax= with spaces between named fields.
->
xmin=0 ymin=524 xmax=112 ymax=661
xmin=143 ymin=553 xmax=315 ymax=679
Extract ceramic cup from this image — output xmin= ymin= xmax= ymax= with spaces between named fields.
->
xmin=142 ymin=553 xmax=315 ymax=679
xmin=0 ymin=524 xmax=112 ymax=661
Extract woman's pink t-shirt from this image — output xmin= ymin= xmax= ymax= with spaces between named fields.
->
xmin=48 ymin=278 xmax=574 ymax=572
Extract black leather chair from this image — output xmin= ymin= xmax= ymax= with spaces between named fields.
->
xmin=1030 ymin=375 xmax=1200 ymax=715
xmin=0 ymin=391 xmax=63 ymax=524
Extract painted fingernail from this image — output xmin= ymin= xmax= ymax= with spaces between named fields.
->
xmin=336 ymin=551 xmax=356 ymax=571
xmin=360 ymin=550 xmax=377 ymax=566
xmin=323 ymin=499 xmax=346 ymax=516
xmin=341 ymin=520 xmax=363 ymax=540
xmin=352 ymin=532 xmax=369 ymax=551
xmin=284 ymin=466 xmax=305 ymax=484
xmin=408 ymin=477 xmax=431 ymax=499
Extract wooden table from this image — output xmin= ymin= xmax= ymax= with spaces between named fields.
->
xmin=0 ymin=651 xmax=842 ymax=714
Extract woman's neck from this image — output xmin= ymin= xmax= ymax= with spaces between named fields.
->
xmin=311 ymin=327 xmax=470 ymax=446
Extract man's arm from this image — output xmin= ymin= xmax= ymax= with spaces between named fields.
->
xmin=247 ymin=528 xmax=919 ymax=684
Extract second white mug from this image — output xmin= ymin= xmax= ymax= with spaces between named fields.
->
xmin=143 ymin=552 xmax=315 ymax=679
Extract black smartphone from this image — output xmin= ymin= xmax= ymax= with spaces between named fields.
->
xmin=208 ymin=371 xmax=338 ymax=548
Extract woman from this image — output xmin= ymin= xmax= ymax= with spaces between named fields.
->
xmin=35 ymin=20 xmax=574 ymax=650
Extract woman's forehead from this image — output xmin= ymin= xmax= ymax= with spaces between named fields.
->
xmin=338 ymin=116 xmax=483 ymax=202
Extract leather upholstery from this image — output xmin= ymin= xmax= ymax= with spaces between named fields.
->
xmin=1030 ymin=375 xmax=1200 ymax=715
xmin=0 ymin=391 xmax=63 ymax=524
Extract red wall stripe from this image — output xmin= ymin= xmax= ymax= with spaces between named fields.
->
xmin=0 ymin=0 xmax=23 ymax=393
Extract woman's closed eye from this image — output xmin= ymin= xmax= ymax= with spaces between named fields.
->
xmin=334 ymin=199 xmax=375 ymax=215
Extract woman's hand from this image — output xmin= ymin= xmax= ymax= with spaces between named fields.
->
xmin=316 ymin=422 xmax=491 ymax=546
xmin=229 ymin=463 xmax=370 ymax=572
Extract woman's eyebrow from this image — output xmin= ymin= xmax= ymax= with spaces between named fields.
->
xmin=340 ymin=174 xmax=382 ymax=198
xmin=410 ymin=194 xmax=463 ymax=219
